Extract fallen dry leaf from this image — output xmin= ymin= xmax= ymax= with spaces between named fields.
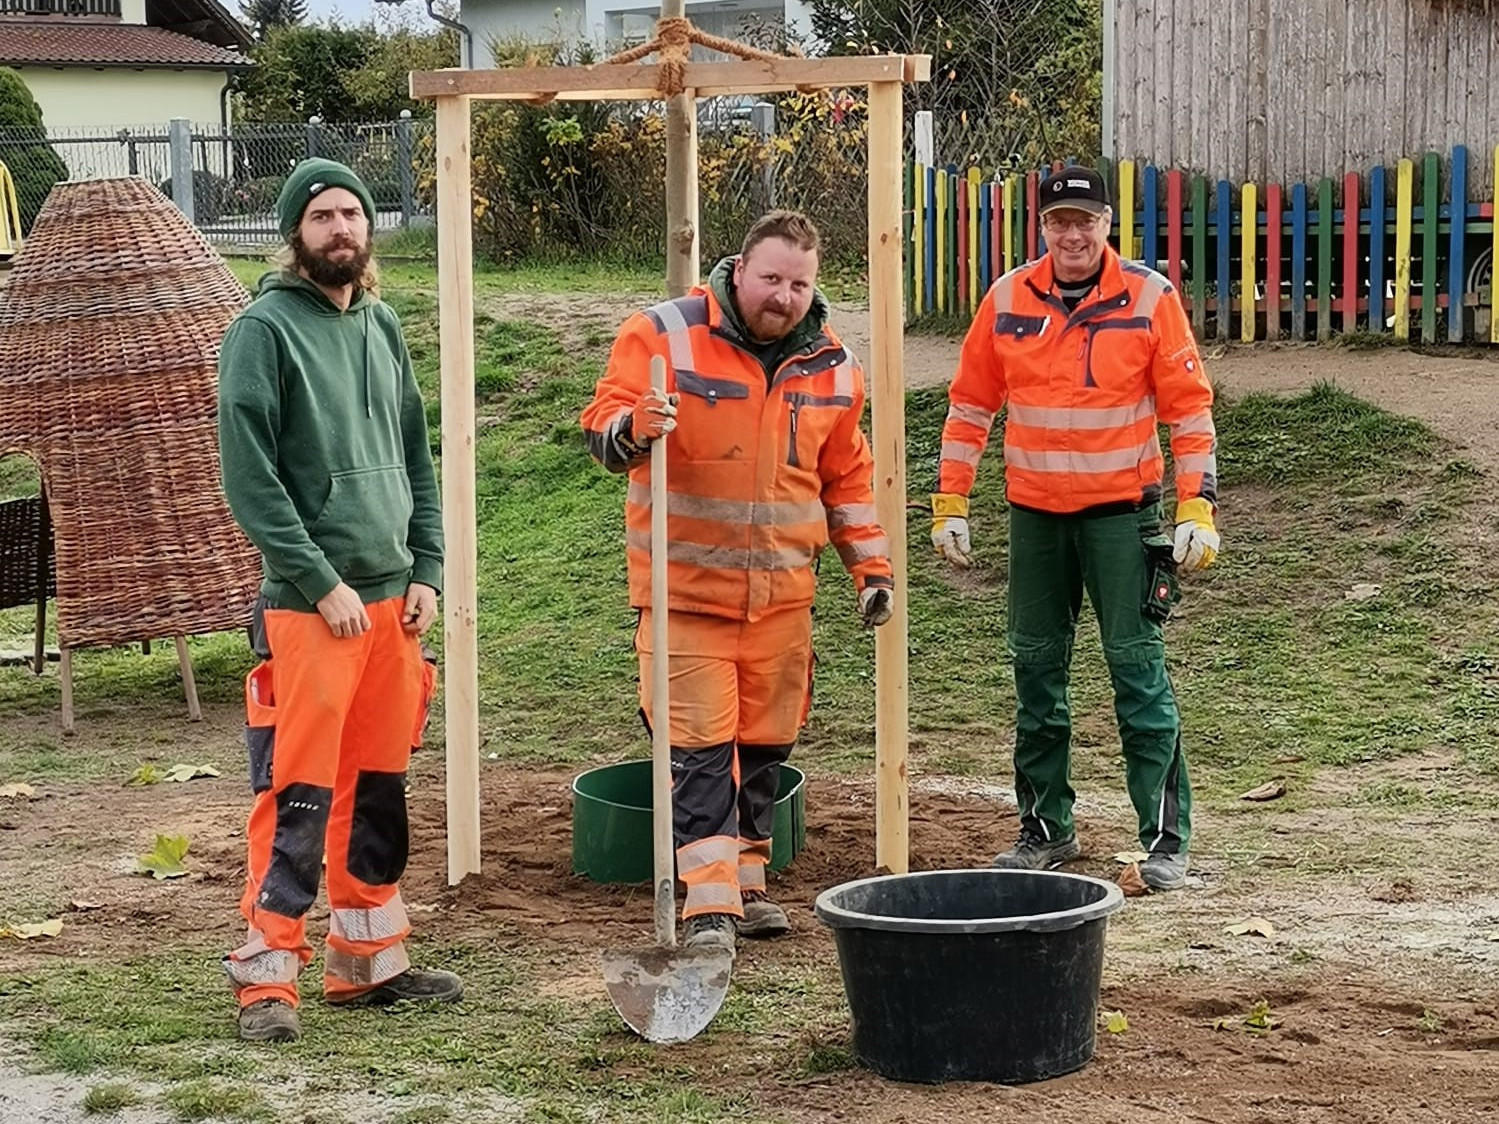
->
xmin=1118 ymin=863 xmax=1149 ymax=897
xmin=1271 ymin=755 xmax=1306 ymax=765
xmin=1112 ymin=849 xmax=1150 ymax=865
xmin=0 ymin=783 xmax=35 ymax=800
xmin=407 ymin=904 xmax=439 ymax=914
xmin=1345 ymin=582 xmax=1381 ymax=601
xmin=1224 ymin=916 xmax=1277 ymax=938
xmin=1 ymin=919 xmax=63 ymax=940
xmin=1240 ymin=780 xmax=1286 ymax=802
xmin=164 ymin=763 xmax=221 ymax=783
xmin=69 ymin=900 xmax=105 ymax=912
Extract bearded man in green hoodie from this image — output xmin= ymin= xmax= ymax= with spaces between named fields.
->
xmin=217 ymin=159 xmax=458 ymax=1043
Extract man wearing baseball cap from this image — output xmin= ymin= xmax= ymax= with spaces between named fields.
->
xmin=217 ymin=158 xmax=457 ymax=1041
xmin=931 ymin=164 xmax=1220 ymax=891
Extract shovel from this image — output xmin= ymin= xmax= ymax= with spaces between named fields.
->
xmin=601 ymin=355 xmax=733 ymax=1044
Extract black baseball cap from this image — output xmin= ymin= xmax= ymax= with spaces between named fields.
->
xmin=1039 ymin=165 xmax=1110 ymax=216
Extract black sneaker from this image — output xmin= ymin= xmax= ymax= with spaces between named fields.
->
xmin=683 ymin=912 xmax=737 ymax=956
xmin=238 ymin=998 xmax=300 ymax=1042
xmin=327 ymin=968 xmax=464 ymax=1009
xmin=1140 ymin=851 xmax=1189 ymax=891
xmin=991 ymin=828 xmax=1082 ymax=870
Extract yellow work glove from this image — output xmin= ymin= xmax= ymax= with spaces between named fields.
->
xmin=931 ymin=493 xmax=972 ymax=568
xmin=1172 ymin=497 xmax=1220 ymax=572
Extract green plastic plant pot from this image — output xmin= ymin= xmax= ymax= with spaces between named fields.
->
xmin=571 ymin=760 xmax=806 ymax=884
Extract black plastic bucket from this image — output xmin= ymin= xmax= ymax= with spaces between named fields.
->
xmin=815 ymin=869 xmax=1125 ymax=1084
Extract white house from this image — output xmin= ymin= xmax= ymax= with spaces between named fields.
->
xmin=459 ymin=0 xmax=814 ymax=69
xmin=0 ymin=0 xmax=251 ymax=132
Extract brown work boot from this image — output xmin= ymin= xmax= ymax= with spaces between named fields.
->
xmin=327 ymin=968 xmax=465 ymax=1009
xmin=683 ymin=912 xmax=737 ymax=957
xmin=738 ymin=891 xmax=790 ymax=938
xmin=238 ymin=998 xmax=300 ymax=1042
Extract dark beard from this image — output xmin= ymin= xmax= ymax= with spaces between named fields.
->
xmin=292 ymin=233 xmax=371 ymax=288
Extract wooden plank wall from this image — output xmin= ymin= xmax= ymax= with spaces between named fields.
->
xmin=1111 ymin=0 xmax=1499 ymax=193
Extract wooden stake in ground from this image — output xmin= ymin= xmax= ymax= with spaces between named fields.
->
xmin=435 ymin=93 xmax=482 ymax=885
xmin=867 ymin=79 xmax=909 ymax=874
xmin=414 ymin=44 xmax=929 ymax=885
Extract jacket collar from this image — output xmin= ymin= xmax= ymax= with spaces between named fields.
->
xmin=1025 ymin=245 xmax=1134 ymax=328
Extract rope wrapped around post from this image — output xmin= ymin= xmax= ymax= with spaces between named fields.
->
xmin=605 ymin=16 xmax=820 ymax=98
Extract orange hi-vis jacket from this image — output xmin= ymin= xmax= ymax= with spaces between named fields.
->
xmin=581 ymin=286 xmax=893 ymax=621
xmin=939 ymin=245 xmax=1217 ymax=514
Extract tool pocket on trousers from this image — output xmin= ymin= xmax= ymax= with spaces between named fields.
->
xmin=1140 ymin=532 xmax=1179 ymax=623
xmin=244 ymin=660 xmax=276 ymax=794
xmin=411 ymin=646 xmax=438 ymax=750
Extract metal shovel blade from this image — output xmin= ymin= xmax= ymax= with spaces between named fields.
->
xmin=600 ymin=944 xmax=734 ymax=1044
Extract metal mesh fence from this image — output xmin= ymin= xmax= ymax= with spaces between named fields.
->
xmin=0 ymin=118 xmax=436 ymax=247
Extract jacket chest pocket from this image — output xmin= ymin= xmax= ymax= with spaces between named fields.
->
xmin=673 ymin=370 xmax=753 ymax=462
xmin=1082 ymin=320 xmax=1153 ymax=392
xmin=783 ymin=390 xmax=851 ymax=468
xmin=992 ymin=313 xmax=1061 ymax=395
xmin=993 ymin=312 xmax=1054 ymax=343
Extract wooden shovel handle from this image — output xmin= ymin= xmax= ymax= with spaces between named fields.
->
xmin=649 ymin=355 xmax=675 ymax=947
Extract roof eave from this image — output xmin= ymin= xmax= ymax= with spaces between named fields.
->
xmin=5 ymin=58 xmax=254 ymax=70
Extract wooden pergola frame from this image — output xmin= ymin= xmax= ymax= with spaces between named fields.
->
xmin=411 ymin=52 xmax=930 ymax=886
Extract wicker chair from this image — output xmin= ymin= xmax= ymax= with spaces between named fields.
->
xmin=0 ymin=490 xmax=55 ymax=673
xmin=0 ymin=178 xmax=262 ymax=732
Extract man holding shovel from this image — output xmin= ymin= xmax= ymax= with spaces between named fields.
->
xmin=583 ymin=210 xmax=894 ymax=955
xmin=931 ymin=166 xmax=1219 ymax=891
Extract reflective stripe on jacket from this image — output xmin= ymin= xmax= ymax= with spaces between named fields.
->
xmin=939 ymin=245 xmax=1217 ymax=514
xmin=581 ymin=286 xmax=892 ymax=620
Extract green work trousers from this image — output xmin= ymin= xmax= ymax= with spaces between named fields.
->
xmin=1007 ymin=502 xmax=1192 ymax=853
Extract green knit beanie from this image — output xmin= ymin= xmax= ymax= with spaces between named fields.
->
xmin=276 ymin=158 xmax=375 ymax=240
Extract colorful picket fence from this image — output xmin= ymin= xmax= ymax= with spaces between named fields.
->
xmin=904 ymin=145 xmax=1499 ymax=345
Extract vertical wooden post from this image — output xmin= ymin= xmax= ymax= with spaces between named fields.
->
xmin=1240 ymin=182 xmax=1257 ymax=343
xmin=1447 ymin=147 xmax=1467 ymax=344
xmin=1492 ymin=145 xmax=1499 ymax=344
xmin=662 ymin=1 xmax=699 ymax=298
xmin=1394 ymin=159 xmax=1413 ymax=343
xmin=173 ymin=636 xmax=201 ymax=722
xmin=867 ymin=79 xmax=908 ymax=876
xmin=59 ymin=646 xmax=73 ymax=736
xmin=436 ymin=93 xmax=482 ymax=885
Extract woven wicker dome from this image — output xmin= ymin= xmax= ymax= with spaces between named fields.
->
xmin=0 ymin=177 xmax=261 ymax=650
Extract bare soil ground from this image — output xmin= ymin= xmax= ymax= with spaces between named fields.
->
xmin=4 ymin=752 xmax=1498 ymax=1123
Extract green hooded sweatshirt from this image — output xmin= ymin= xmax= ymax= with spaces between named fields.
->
xmin=217 ymin=271 xmax=442 ymax=613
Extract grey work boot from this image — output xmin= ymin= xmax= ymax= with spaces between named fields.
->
xmin=684 ymin=912 xmax=737 ymax=957
xmin=238 ymin=998 xmax=300 ymax=1042
xmin=991 ymin=828 xmax=1082 ymax=870
xmin=327 ymin=968 xmax=464 ymax=1009
xmin=1140 ymin=851 xmax=1189 ymax=891
xmin=738 ymin=892 xmax=790 ymax=939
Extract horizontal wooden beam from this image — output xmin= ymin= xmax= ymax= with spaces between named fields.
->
xmin=410 ymin=55 xmax=931 ymax=101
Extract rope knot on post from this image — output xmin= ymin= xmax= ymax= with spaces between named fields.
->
xmin=606 ymin=15 xmax=819 ymax=98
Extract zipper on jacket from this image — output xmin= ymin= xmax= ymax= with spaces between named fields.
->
xmin=786 ymin=401 xmax=802 ymax=467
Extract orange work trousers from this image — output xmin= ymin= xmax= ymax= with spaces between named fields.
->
xmin=223 ymin=596 xmax=425 ymax=1007
xmin=637 ymin=607 xmax=812 ymax=919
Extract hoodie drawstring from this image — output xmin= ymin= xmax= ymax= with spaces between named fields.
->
xmin=362 ymin=308 xmax=373 ymax=418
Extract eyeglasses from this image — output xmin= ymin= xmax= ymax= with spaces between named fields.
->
xmin=1040 ymin=213 xmax=1104 ymax=233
